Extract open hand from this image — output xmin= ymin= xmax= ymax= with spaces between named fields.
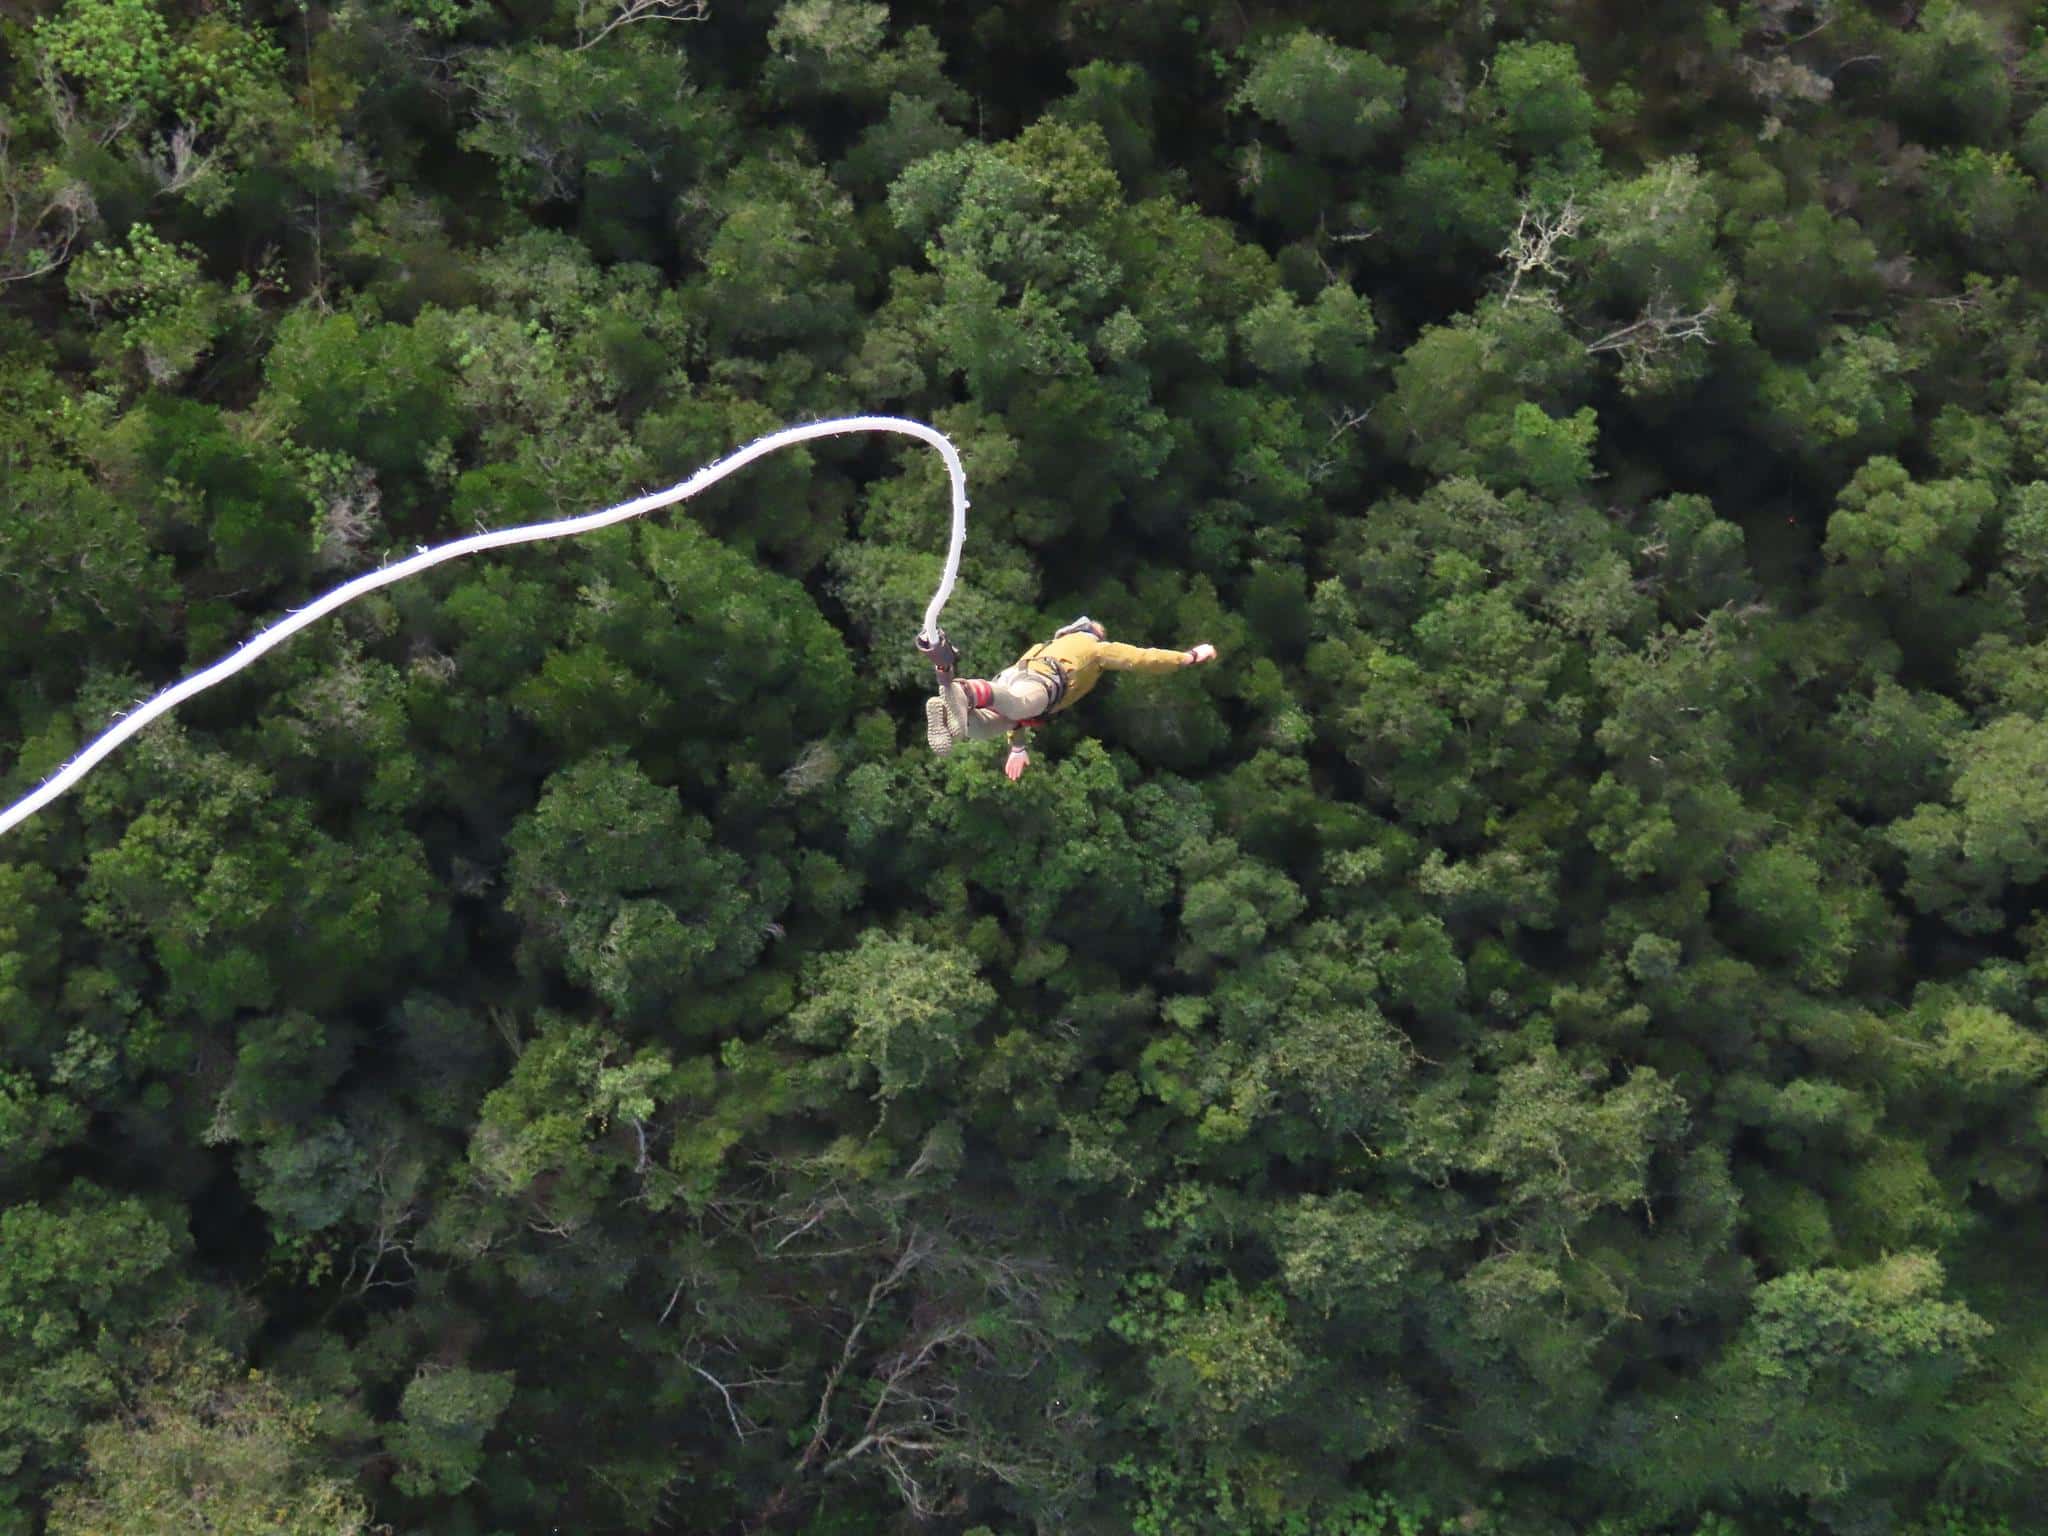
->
xmin=1004 ymin=746 xmax=1030 ymax=782
xmin=1185 ymin=643 xmax=1217 ymax=666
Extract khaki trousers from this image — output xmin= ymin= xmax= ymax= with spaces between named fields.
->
xmin=940 ymin=668 xmax=1057 ymax=742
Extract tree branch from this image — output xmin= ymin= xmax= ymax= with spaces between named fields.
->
xmin=574 ymin=0 xmax=708 ymax=51
xmin=1497 ymin=195 xmax=1582 ymax=304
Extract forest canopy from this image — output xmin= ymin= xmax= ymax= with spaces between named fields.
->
xmin=4 ymin=0 xmax=2048 ymax=1532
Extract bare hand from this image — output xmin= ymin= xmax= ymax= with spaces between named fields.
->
xmin=1004 ymin=747 xmax=1030 ymax=781
xmin=1185 ymin=643 xmax=1217 ymax=666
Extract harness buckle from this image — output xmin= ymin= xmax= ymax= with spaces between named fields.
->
xmin=916 ymin=628 xmax=959 ymax=673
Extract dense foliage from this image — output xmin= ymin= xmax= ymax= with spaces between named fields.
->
xmin=4 ymin=0 xmax=2048 ymax=1530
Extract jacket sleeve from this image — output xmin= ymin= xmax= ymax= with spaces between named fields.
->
xmin=1093 ymin=640 xmax=1189 ymax=673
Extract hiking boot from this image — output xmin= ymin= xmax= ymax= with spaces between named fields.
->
xmin=925 ymin=695 xmax=958 ymax=756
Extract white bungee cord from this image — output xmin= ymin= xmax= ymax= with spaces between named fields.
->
xmin=0 ymin=415 xmax=970 ymax=840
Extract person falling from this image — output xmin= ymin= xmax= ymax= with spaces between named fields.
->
xmin=917 ymin=617 xmax=1218 ymax=781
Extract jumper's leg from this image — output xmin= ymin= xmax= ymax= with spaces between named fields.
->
xmin=938 ymin=677 xmax=1023 ymax=742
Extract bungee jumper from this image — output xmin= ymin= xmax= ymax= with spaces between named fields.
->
xmin=0 ymin=412 xmax=1209 ymax=835
xmin=917 ymin=618 xmax=1218 ymax=781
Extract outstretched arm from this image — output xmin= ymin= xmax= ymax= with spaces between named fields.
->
xmin=1095 ymin=640 xmax=1216 ymax=671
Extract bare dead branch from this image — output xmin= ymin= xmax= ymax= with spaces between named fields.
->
xmin=1498 ymin=196 xmax=1583 ymax=304
xmin=141 ymin=124 xmax=217 ymax=198
xmin=769 ymin=1195 xmax=850 ymax=1252
xmin=660 ymin=1274 xmax=689 ymax=1326
xmin=0 ymin=119 xmax=95 ymax=286
xmin=688 ymin=1361 xmax=763 ymax=1439
xmin=574 ymin=0 xmax=708 ymax=51
xmin=789 ymin=1228 xmax=933 ymax=1478
xmin=1585 ymin=293 xmax=1720 ymax=362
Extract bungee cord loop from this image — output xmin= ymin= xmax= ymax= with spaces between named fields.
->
xmin=0 ymin=414 xmax=970 ymax=840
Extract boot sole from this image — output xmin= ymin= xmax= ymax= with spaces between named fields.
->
xmin=925 ymin=695 xmax=957 ymax=756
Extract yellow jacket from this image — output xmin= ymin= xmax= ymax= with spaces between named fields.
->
xmin=1009 ymin=633 xmax=1187 ymax=732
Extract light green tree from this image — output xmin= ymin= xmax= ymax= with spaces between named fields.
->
xmin=386 ymin=1365 xmax=516 ymax=1497
xmin=1234 ymin=33 xmax=1405 ymax=160
xmin=47 ymin=1356 xmax=367 ymax=1536
xmin=787 ymin=931 xmax=996 ymax=1098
